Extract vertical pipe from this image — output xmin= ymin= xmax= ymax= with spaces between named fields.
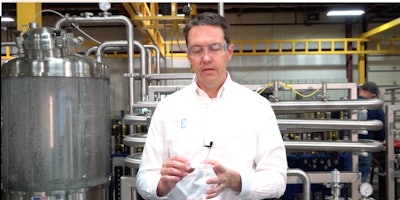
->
xmin=133 ymin=41 xmax=147 ymax=102
xmin=145 ymin=48 xmax=152 ymax=99
xmin=93 ymin=40 xmax=147 ymax=102
xmin=385 ymin=105 xmax=399 ymax=200
xmin=143 ymin=44 xmax=161 ymax=86
xmin=321 ymin=81 xmax=328 ymax=101
xmin=272 ymin=79 xmax=279 ymax=101
xmin=143 ymin=44 xmax=161 ymax=74
xmin=218 ymin=2 xmax=224 ymax=17
xmin=330 ymin=169 xmax=342 ymax=200
xmin=345 ymin=19 xmax=353 ymax=82
xmin=359 ymin=16 xmax=368 ymax=84
xmin=287 ymin=169 xmax=311 ymax=200
xmin=54 ymin=15 xmax=135 ymax=119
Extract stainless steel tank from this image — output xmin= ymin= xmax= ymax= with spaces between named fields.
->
xmin=1 ymin=24 xmax=110 ymax=200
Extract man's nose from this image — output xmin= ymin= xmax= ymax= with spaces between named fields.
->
xmin=202 ymin=48 xmax=213 ymax=58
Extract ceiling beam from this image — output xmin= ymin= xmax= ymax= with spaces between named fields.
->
xmin=361 ymin=17 xmax=400 ymax=38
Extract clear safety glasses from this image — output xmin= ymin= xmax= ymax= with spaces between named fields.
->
xmin=187 ymin=43 xmax=229 ymax=58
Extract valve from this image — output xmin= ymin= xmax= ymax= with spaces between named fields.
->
xmin=324 ymin=169 xmax=344 ymax=200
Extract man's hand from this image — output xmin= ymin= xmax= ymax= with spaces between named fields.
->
xmin=156 ymin=156 xmax=194 ymax=197
xmin=203 ymin=159 xmax=242 ymax=199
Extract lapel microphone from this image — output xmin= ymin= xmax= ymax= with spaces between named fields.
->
xmin=204 ymin=141 xmax=213 ymax=148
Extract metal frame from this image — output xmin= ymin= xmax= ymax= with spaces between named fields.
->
xmin=136 ymin=81 xmax=372 ymax=199
xmin=121 ymin=176 xmax=137 ymax=200
xmin=385 ymin=104 xmax=400 ymax=200
xmin=126 ymin=77 xmax=400 ymax=199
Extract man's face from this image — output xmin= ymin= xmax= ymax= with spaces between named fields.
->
xmin=359 ymin=88 xmax=377 ymax=99
xmin=186 ymin=25 xmax=234 ymax=91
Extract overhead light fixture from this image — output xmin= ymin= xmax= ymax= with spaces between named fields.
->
xmin=1 ymin=17 xmax=15 ymax=23
xmin=1 ymin=3 xmax=15 ymax=23
xmin=327 ymin=10 xmax=365 ymax=16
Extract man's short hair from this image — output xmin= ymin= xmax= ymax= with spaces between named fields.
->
xmin=360 ymin=81 xmax=379 ymax=95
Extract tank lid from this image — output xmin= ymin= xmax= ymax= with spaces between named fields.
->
xmin=1 ymin=54 xmax=109 ymax=78
xmin=22 ymin=27 xmax=61 ymax=51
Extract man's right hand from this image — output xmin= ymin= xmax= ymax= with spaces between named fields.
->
xmin=156 ymin=156 xmax=194 ymax=196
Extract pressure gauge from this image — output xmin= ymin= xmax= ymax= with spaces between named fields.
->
xmin=359 ymin=182 xmax=373 ymax=197
xmin=99 ymin=1 xmax=111 ymax=12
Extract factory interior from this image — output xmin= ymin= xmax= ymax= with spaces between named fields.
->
xmin=1 ymin=2 xmax=400 ymax=200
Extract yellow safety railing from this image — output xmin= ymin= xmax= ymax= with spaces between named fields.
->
xmin=1 ymin=46 xmax=16 ymax=60
xmin=165 ymin=37 xmax=400 ymax=58
xmin=6 ymin=37 xmax=398 ymax=61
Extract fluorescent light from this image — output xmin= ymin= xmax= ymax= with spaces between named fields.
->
xmin=327 ymin=10 xmax=365 ymax=16
xmin=1 ymin=17 xmax=15 ymax=22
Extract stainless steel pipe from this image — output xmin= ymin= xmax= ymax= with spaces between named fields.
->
xmin=123 ymin=114 xmax=152 ymax=125
xmin=93 ymin=40 xmax=149 ymax=102
xmin=284 ymin=139 xmax=384 ymax=152
xmin=271 ymin=99 xmax=383 ymax=114
xmin=287 ymin=169 xmax=311 ymax=200
xmin=146 ymin=73 xmax=195 ymax=80
xmin=55 ymin=15 xmax=135 ymax=115
xmin=1 ymin=41 xmax=16 ymax=47
xmin=278 ymin=119 xmax=383 ymax=133
xmin=143 ymin=44 xmax=161 ymax=75
xmin=133 ymin=101 xmax=158 ymax=108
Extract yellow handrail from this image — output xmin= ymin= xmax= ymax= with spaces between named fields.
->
xmin=165 ymin=38 xmax=400 ymax=58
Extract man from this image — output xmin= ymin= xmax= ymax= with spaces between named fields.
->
xmin=136 ymin=12 xmax=287 ymax=200
xmin=357 ymin=81 xmax=385 ymax=183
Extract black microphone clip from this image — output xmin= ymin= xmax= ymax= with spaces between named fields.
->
xmin=204 ymin=141 xmax=213 ymax=148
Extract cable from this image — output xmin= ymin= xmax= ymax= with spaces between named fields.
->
xmin=34 ymin=9 xmax=102 ymax=44
xmin=257 ymin=81 xmax=321 ymax=98
xmin=72 ymin=24 xmax=102 ymax=44
xmin=34 ymin=9 xmax=65 ymax=21
xmin=204 ymin=141 xmax=213 ymax=161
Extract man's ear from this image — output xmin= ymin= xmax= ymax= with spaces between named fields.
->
xmin=228 ymin=43 xmax=235 ymax=54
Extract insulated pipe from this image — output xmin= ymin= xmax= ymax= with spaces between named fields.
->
xmin=287 ymin=169 xmax=311 ymax=200
xmin=271 ymin=99 xmax=383 ymax=114
xmin=278 ymin=119 xmax=383 ymax=133
xmin=54 ymin=15 xmax=135 ymax=116
xmin=93 ymin=40 xmax=147 ymax=102
xmin=284 ymin=139 xmax=384 ymax=152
